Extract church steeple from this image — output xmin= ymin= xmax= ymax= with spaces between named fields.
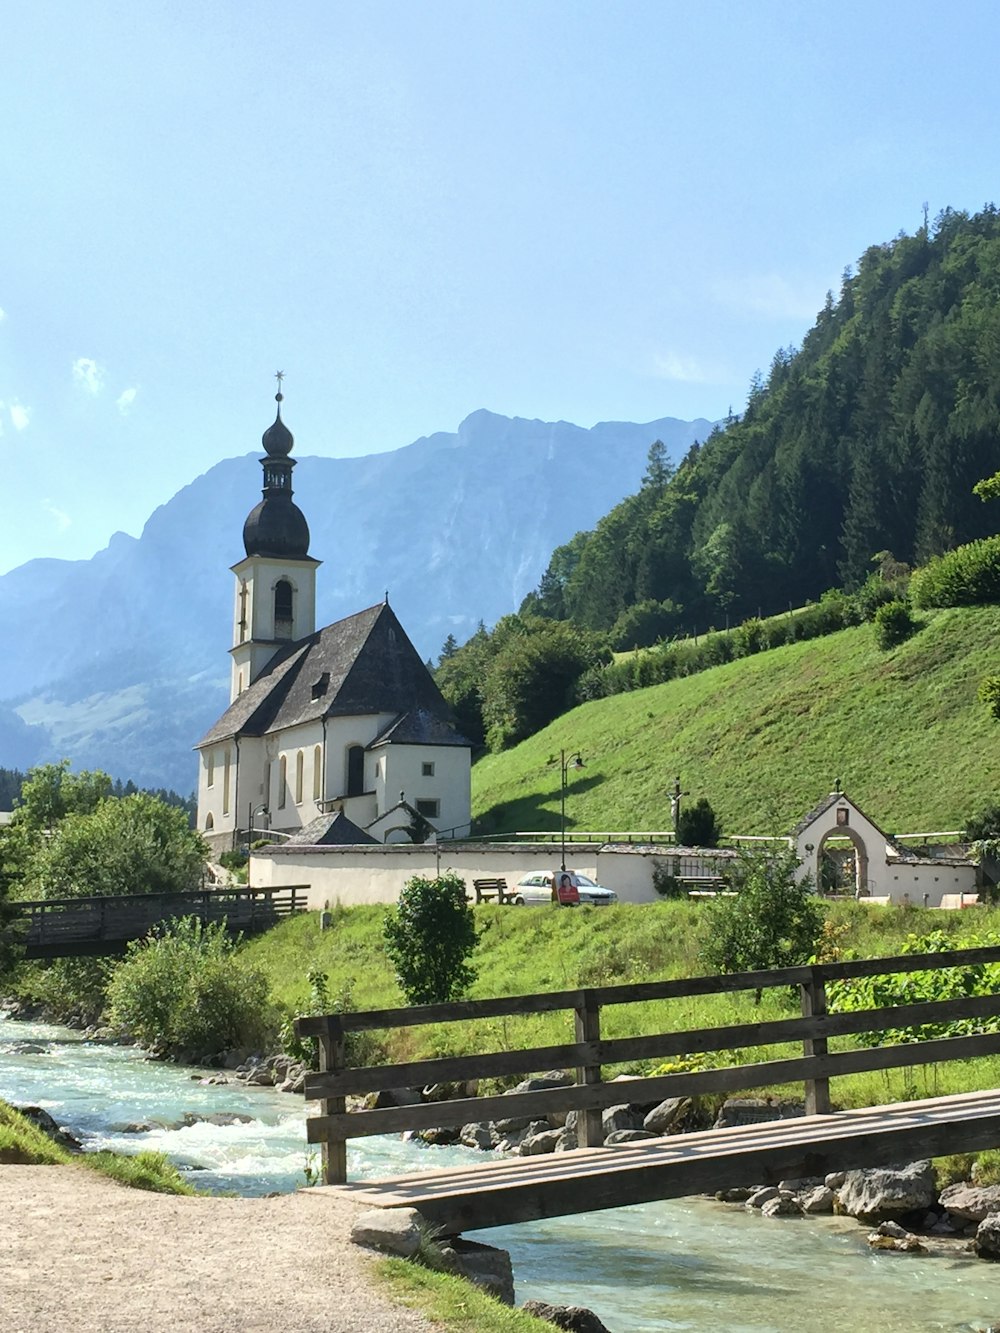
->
xmin=242 ymin=376 xmax=311 ymax=560
xmin=228 ymin=377 xmax=320 ymax=702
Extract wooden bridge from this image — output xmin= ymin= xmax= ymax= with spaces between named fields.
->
xmin=16 ymin=885 xmax=307 ymax=958
xmin=297 ymin=946 xmax=1000 ymax=1234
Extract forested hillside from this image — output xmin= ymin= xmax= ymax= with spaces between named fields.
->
xmin=523 ymin=206 xmax=1000 ymax=639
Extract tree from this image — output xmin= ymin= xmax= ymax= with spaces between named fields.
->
xmin=26 ymin=793 xmax=207 ymax=900
xmin=677 ymin=797 xmax=723 ymax=849
xmin=700 ymin=848 xmax=821 ymax=994
xmin=383 ymin=873 xmax=478 ymax=1005
xmin=642 ymin=439 xmax=674 ymax=495
xmin=438 ymin=633 xmax=459 ymax=663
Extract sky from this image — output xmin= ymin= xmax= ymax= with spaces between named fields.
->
xmin=3 ymin=1 xmax=1000 ymax=574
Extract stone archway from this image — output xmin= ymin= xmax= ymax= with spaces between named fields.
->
xmin=815 ymin=826 xmax=870 ymax=896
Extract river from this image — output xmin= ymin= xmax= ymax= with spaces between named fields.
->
xmin=2 ymin=1014 xmax=998 ymax=1332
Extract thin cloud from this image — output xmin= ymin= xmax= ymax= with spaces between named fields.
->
xmin=9 ymin=401 xmax=30 ymax=431
xmin=116 ymin=386 xmax=138 ymax=415
xmin=72 ymin=357 xmax=105 ymax=395
xmin=649 ymin=351 xmax=717 ymax=384
xmin=712 ymin=273 xmax=824 ymax=321
xmin=0 ymin=307 xmax=6 ymax=322
xmin=41 ymin=499 xmax=71 ymax=532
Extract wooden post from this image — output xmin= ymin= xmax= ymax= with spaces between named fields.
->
xmin=801 ymin=970 xmax=832 ymax=1116
xmin=574 ymin=989 xmax=603 ymax=1148
xmin=319 ymin=1016 xmax=348 ymax=1184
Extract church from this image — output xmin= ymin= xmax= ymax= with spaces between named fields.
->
xmin=195 ymin=388 xmax=472 ymax=853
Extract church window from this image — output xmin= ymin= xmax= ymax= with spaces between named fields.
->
xmin=223 ymin=750 xmax=231 ymax=815
xmin=313 ymin=745 xmax=322 ymax=800
xmin=238 ymin=671 xmax=245 ymax=694
xmin=295 ymin=750 xmax=304 ymax=804
xmin=416 ymin=798 xmax=439 ymax=818
xmin=274 ymin=580 xmax=294 ymax=639
xmin=205 ymin=812 xmax=214 ymax=831
xmin=207 ymin=752 xmax=215 ymax=788
xmin=263 ymin=761 xmax=271 ymax=805
xmin=278 ymin=756 xmax=287 ymax=809
xmin=422 ymin=761 xmax=435 ymax=777
xmin=347 ymin=745 xmax=364 ymax=797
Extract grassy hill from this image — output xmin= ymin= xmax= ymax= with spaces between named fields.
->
xmin=471 ymin=604 xmax=1000 ymax=837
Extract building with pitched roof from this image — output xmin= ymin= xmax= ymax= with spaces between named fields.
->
xmin=195 ymin=390 xmax=472 ymax=852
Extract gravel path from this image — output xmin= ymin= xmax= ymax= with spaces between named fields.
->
xmin=1 ymin=1165 xmax=436 ymax=1333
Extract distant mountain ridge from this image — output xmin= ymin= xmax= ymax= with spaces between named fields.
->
xmin=0 ymin=408 xmax=712 ymax=792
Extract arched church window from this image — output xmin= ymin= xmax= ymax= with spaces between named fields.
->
xmin=206 ymin=752 xmax=215 ymax=788
xmin=295 ymin=750 xmax=304 ymax=804
xmin=278 ymin=755 xmax=287 ymax=809
xmin=205 ymin=812 xmax=214 ymax=831
xmin=347 ymin=745 xmax=364 ymax=797
xmin=313 ymin=745 xmax=322 ymax=801
xmin=223 ymin=750 xmax=231 ymax=816
xmin=274 ymin=580 xmax=294 ymax=639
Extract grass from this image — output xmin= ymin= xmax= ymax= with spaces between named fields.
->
xmin=377 ymin=1258 xmax=553 ymax=1332
xmin=471 ymin=604 xmax=1000 ymax=837
xmin=242 ymin=899 xmax=1000 ymax=1110
xmin=0 ymin=1099 xmax=196 ymax=1193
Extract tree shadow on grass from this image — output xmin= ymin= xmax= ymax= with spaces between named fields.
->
xmin=472 ymin=772 xmax=603 ymax=837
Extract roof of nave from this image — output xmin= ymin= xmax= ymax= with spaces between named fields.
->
xmin=195 ymin=601 xmax=466 ymax=748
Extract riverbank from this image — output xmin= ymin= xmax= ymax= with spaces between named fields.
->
xmin=0 ymin=1163 xmax=444 ymax=1333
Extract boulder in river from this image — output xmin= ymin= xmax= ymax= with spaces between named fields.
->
xmin=975 ymin=1213 xmax=1000 ymax=1261
xmin=939 ymin=1183 xmax=1000 ymax=1223
xmin=839 ymin=1161 xmax=937 ymax=1222
xmin=522 ymin=1300 xmax=613 ymax=1332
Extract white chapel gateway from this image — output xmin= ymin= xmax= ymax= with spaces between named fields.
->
xmin=195 ymin=388 xmax=472 ymax=852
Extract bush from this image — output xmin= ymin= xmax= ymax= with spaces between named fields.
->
xmin=910 ymin=534 xmax=1000 ymax=609
xmin=677 ymin=797 xmax=724 ymax=848
xmin=383 ymin=873 xmax=478 ymax=1006
xmin=280 ymin=965 xmax=384 ymax=1070
xmin=651 ymin=863 xmax=684 ymax=899
xmin=731 ymin=617 xmax=766 ymax=658
xmin=107 ymin=917 xmax=273 ymax=1059
xmin=700 ymin=847 xmax=821 ymax=992
xmin=873 ymin=599 xmax=918 ymax=649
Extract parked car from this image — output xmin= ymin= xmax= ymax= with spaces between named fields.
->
xmin=510 ymin=870 xmax=618 ymax=906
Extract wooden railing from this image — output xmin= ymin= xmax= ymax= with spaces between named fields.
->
xmin=19 ymin=885 xmax=309 ymax=957
xmin=297 ymin=945 xmax=1000 ymax=1184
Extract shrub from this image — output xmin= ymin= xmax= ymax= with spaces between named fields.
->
xmin=910 ymin=534 xmax=1000 ymax=608
xmin=107 ymin=917 xmax=273 ymax=1059
xmin=280 ymin=965 xmax=384 ymax=1069
xmin=873 ymin=599 xmax=918 ymax=649
xmin=700 ymin=847 xmax=821 ymax=993
xmin=651 ymin=863 xmax=684 ymax=899
xmin=852 ymin=571 xmax=900 ymax=622
xmin=731 ymin=617 xmax=766 ymax=658
xmin=383 ymin=873 xmax=479 ymax=1006
xmin=979 ymin=676 xmax=1000 ymax=723
xmin=677 ymin=797 xmax=724 ymax=848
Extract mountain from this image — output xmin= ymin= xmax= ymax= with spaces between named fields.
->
xmin=0 ymin=408 xmax=712 ymax=792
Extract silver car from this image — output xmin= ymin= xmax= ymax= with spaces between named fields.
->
xmin=510 ymin=871 xmax=618 ymax=906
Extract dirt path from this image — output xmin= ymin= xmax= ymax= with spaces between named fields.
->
xmin=0 ymin=1166 xmax=435 ymax=1333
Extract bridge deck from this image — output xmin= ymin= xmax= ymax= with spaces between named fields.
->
xmin=315 ymin=1088 xmax=1000 ymax=1233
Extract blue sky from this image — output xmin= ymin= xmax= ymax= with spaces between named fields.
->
xmin=3 ymin=1 xmax=1000 ymax=574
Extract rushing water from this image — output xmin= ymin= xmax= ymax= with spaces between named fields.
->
xmin=3 ymin=1014 xmax=999 ymax=1332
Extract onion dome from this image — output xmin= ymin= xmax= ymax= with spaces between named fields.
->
xmin=242 ymin=384 xmax=311 ymax=559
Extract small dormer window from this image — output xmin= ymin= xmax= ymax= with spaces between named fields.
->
xmin=311 ymin=671 xmax=330 ymax=700
xmin=274 ymin=579 xmax=293 ymax=639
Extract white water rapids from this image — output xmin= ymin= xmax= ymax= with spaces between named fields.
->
xmin=2 ymin=1014 xmax=998 ymax=1331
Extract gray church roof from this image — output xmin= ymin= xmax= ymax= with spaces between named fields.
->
xmin=196 ymin=602 xmax=467 ymax=748
xmin=369 ymin=707 xmax=471 ymax=749
xmin=283 ymin=810 xmax=378 ymax=846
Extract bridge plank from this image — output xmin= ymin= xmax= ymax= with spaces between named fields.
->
xmin=313 ymin=1090 xmax=1000 ymax=1232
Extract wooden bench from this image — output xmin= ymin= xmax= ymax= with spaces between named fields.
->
xmin=470 ymin=877 xmax=516 ymax=905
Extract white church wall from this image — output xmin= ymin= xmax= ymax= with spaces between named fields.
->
xmin=379 ymin=745 xmax=472 ymax=837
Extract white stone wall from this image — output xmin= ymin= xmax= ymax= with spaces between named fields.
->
xmin=250 ymin=843 xmax=599 ymax=908
xmin=378 ymin=744 xmax=472 ymax=837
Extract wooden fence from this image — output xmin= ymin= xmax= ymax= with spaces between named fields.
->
xmin=19 ymin=885 xmax=308 ymax=958
xmin=297 ymin=945 xmax=1000 ymax=1184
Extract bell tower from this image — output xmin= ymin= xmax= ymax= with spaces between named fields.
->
xmin=229 ymin=376 xmax=321 ymax=701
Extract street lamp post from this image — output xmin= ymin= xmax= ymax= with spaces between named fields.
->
xmin=557 ymin=749 xmax=585 ymax=872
